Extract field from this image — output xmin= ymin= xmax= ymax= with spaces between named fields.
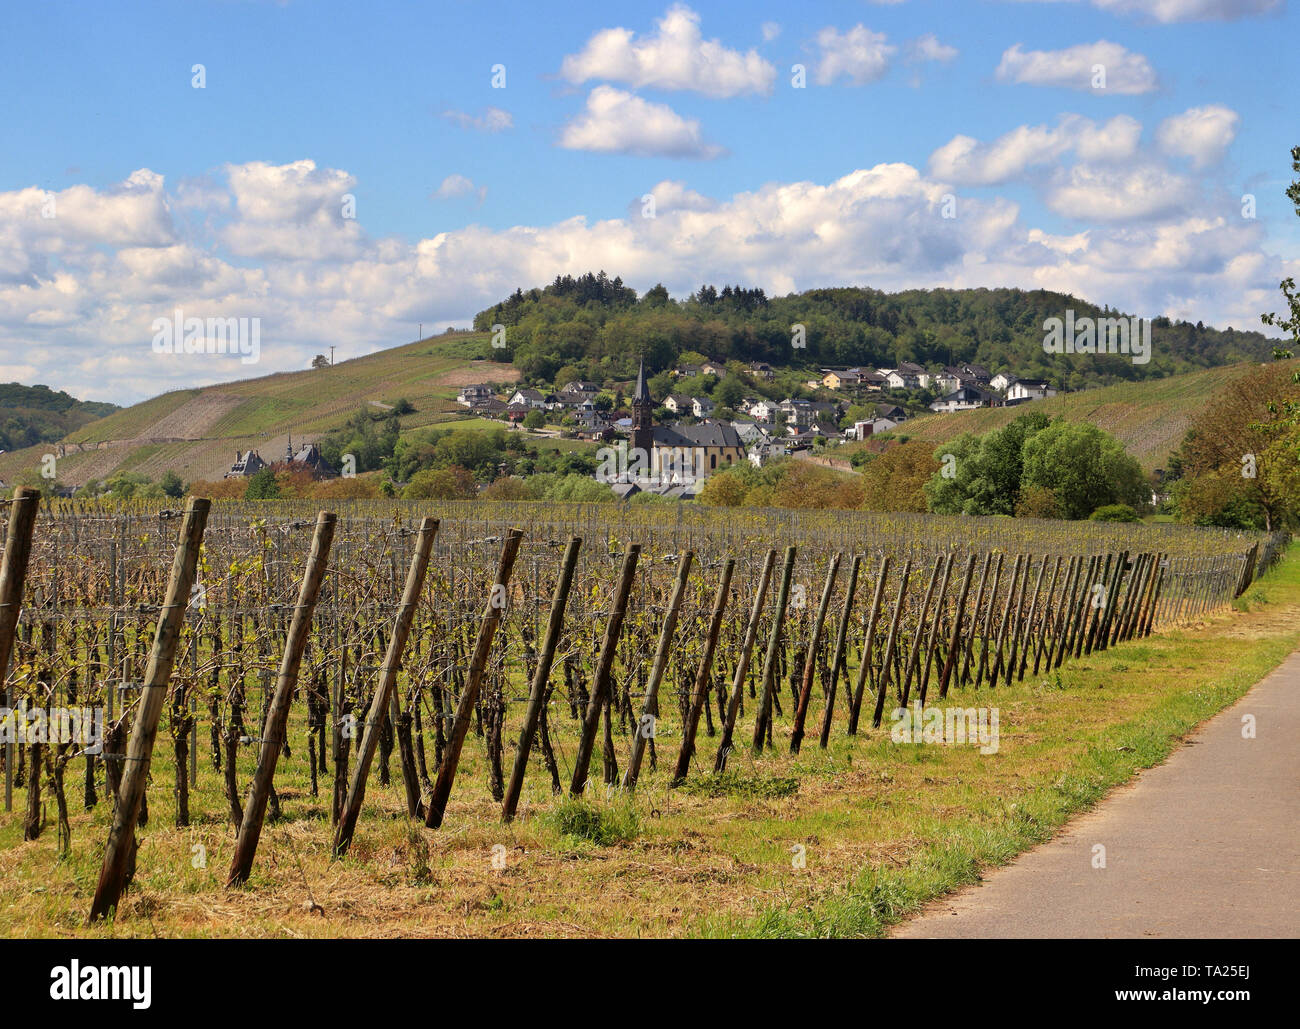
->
xmin=0 ymin=497 xmax=1287 ymax=937
xmin=0 ymin=331 xmax=518 ymax=487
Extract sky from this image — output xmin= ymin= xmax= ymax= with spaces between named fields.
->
xmin=1 ymin=0 xmax=1297 ymax=404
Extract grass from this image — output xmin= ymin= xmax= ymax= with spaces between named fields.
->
xmin=1 ymin=543 xmax=1298 ymax=938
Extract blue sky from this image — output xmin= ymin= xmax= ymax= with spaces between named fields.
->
xmin=1 ymin=0 xmax=1297 ymax=402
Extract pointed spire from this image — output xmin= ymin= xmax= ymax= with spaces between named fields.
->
xmin=633 ymin=356 xmax=651 ymax=405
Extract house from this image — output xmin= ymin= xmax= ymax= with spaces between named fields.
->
xmin=862 ymin=371 xmax=887 ymax=391
xmin=821 ymin=367 xmax=871 ymax=390
xmin=477 ymin=397 xmax=509 ymax=416
xmin=561 ymin=380 xmax=601 ymax=395
xmin=731 ymin=421 xmax=771 ymax=447
xmin=285 ymin=441 xmax=338 ymax=480
xmin=225 ymin=450 xmax=266 ymax=479
xmin=929 ymin=386 xmax=994 ymax=413
xmin=955 ymin=362 xmax=992 ymax=384
xmin=551 ymin=388 xmax=595 ymax=410
xmin=457 ymin=383 xmax=495 ymax=407
xmin=700 ymin=360 xmax=727 ymax=377
xmin=989 ymin=372 xmax=1018 ymax=393
xmin=675 ymin=363 xmax=707 ymax=378
xmin=691 ymin=396 xmax=716 ymax=418
xmin=875 ymin=403 xmax=907 ymax=422
xmin=663 ymin=394 xmax=693 ymax=415
xmin=749 ymin=399 xmax=779 ymax=423
xmin=748 ymin=439 xmax=788 ymax=467
xmin=749 ymin=361 xmax=775 ymax=380
xmin=506 ymin=402 xmax=531 ymax=423
xmin=508 ymin=388 xmax=547 ymax=409
xmin=1007 ymin=379 xmax=1056 ymax=402
xmin=885 ymin=361 xmax=926 ymax=390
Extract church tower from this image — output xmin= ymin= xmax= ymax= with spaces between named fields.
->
xmin=630 ymin=357 xmax=654 ymax=464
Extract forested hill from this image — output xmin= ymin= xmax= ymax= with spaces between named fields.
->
xmin=0 ymin=383 xmax=119 ymax=453
xmin=473 ymin=273 xmax=1276 ymax=391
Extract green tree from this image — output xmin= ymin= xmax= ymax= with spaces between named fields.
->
xmin=159 ymin=470 xmax=184 ymax=498
xmin=1020 ymin=422 xmax=1146 ymax=519
xmin=523 ymin=409 xmax=546 ymax=430
xmin=245 ymin=467 xmax=281 ymax=500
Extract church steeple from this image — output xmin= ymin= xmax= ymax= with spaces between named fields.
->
xmin=631 ymin=356 xmax=653 ymax=458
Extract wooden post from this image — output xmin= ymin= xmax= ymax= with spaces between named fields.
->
xmin=673 ymin=558 xmax=734 ymax=782
xmin=714 ymin=550 xmax=775 ymax=772
xmin=959 ymin=553 xmax=993 ymax=686
xmin=624 ymin=550 xmax=693 ymax=788
xmin=935 ymin=553 xmax=976 ymax=701
xmin=899 ymin=556 xmax=943 ymax=707
xmin=1032 ymin=556 xmax=1063 ymax=676
xmin=1048 ymin=555 xmax=1081 ymax=670
xmin=917 ymin=554 xmax=955 ymax=701
xmin=0 ymin=488 xmax=39 ymax=815
xmin=847 ymin=555 xmax=890 ymax=734
xmin=227 ymin=511 xmax=336 ymax=885
xmin=333 ymin=517 xmax=438 ymax=857
xmin=751 ymin=546 xmax=797 ymax=753
xmin=1010 ymin=555 xmax=1044 ymax=684
xmin=503 ymin=537 xmax=581 ymax=820
xmin=818 ymin=554 xmax=861 ymax=748
xmin=870 ymin=558 xmax=912 ymax=729
xmin=974 ymin=554 xmax=1004 ymax=687
xmin=428 ymin=529 xmax=524 ymax=822
xmin=790 ymin=552 xmax=840 ymax=753
xmin=89 ymin=497 xmax=210 ymax=921
xmin=569 ymin=543 xmax=639 ymax=795
xmin=987 ymin=555 xmax=1020 ymax=687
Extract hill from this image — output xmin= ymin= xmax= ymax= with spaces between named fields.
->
xmin=847 ymin=361 xmax=1261 ymax=473
xmin=0 ymin=332 xmax=518 ymax=487
xmin=0 ymin=382 xmax=118 ymax=454
xmin=475 ymin=275 xmax=1278 ymax=393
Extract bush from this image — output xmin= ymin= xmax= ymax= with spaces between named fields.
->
xmin=1089 ymin=503 xmax=1140 ymax=522
xmin=548 ymin=798 xmax=639 ymax=846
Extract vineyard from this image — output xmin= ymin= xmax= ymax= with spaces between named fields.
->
xmin=0 ymin=490 xmax=1286 ymax=934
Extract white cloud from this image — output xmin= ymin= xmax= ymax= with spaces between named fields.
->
xmin=1156 ymin=104 xmax=1240 ymax=168
xmin=0 ymin=156 xmax=1289 ymax=404
xmin=559 ymin=86 xmax=725 ymax=159
xmin=434 ymin=175 xmax=487 ymax=202
xmin=996 ymin=40 xmax=1158 ymax=94
xmin=1046 ymin=165 xmax=1195 ymax=220
xmin=929 ymin=115 xmax=1142 ymax=186
xmin=560 ymin=4 xmax=776 ymax=97
xmin=761 ymin=21 xmax=781 ymax=42
xmin=908 ymin=33 xmax=959 ymax=63
xmin=441 ymin=107 xmax=513 ymax=133
xmin=813 ymin=25 xmax=898 ymax=85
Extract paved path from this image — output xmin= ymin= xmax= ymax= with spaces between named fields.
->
xmin=893 ymin=649 xmax=1300 ymax=938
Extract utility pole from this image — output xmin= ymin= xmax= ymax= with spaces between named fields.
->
xmin=418 ymin=322 xmax=423 ymax=340
xmin=329 ymin=345 xmax=335 ymax=366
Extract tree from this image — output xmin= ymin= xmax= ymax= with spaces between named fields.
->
xmin=402 ymin=465 xmax=478 ymax=500
xmin=311 ymin=354 xmax=330 ymax=370
xmin=159 ymin=470 xmax=184 ymax=498
xmin=245 ymin=467 xmax=281 ymax=500
xmin=1261 ymin=145 xmax=1300 ymax=349
xmin=1020 ymin=422 xmax=1146 ymax=519
xmin=523 ymin=409 xmax=546 ymax=430
xmin=1090 ymin=504 xmax=1139 ymax=522
xmin=858 ymin=441 xmax=937 ymax=513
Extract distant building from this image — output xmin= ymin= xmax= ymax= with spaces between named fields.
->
xmin=225 ymin=450 xmax=267 ymax=479
xmin=930 ymin=386 xmax=993 ymax=413
xmin=1007 ymin=379 xmax=1056 ymax=402
xmin=283 ymin=439 xmax=338 ymax=479
xmin=457 ymin=383 xmax=495 ymax=406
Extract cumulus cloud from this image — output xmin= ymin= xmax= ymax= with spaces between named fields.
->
xmin=559 ymin=86 xmax=725 ymax=159
xmin=0 ymin=155 xmax=1290 ymax=404
xmin=813 ymin=25 xmax=898 ymax=85
xmin=908 ymin=33 xmax=959 ymax=63
xmin=221 ymin=159 xmax=363 ymax=261
xmin=1156 ymin=104 xmax=1240 ymax=168
xmin=441 ymin=106 xmax=513 ymax=132
xmin=996 ymin=40 xmax=1158 ymax=94
xmin=434 ymin=174 xmax=487 ymax=202
xmin=560 ymin=4 xmax=775 ymax=97
xmin=929 ymin=114 xmax=1142 ymax=186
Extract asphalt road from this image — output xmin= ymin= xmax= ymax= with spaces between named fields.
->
xmin=893 ymin=649 xmax=1300 ymax=939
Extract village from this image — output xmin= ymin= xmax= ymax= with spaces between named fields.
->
xmin=449 ymin=357 xmax=1060 ymax=498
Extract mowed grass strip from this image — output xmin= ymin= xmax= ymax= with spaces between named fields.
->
xmin=1 ymin=545 xmax=1297 ymax=938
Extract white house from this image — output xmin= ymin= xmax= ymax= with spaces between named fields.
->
xmin=749 ymin=399 xmax=779 ymax=423
xmin=930 ymin=386 xmax=993 ymax=413
xmin=663 ymin=394 xmax=692 ymax=415
xmin=457 ymin=383 xmax=495 ymax=407
xmin=989 ymin=373 xmax=1017 ymax=392
xmin=1007 ymin=379 xmax=1056 ymax=402
xmin=508 ymin=388 xmax=547 ymax=409
xmin=691 ymin=396 xmax=716 ymax=418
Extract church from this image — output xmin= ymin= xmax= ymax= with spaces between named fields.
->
xmin=626 ymin=358 xmax=746 ymax=484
